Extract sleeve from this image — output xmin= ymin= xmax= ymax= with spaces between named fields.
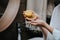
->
xmin=46 ymin=31 xmax=55 ymax=40
xmin=47 ymin=29 xmax=60 ymax=40
xmin=53 ymin=29 xmax=60 ymax=40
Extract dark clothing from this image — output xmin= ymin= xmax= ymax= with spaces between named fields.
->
xmin=0 ymin=21 xmax=18 ymax=40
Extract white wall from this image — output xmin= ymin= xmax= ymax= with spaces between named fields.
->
xmin=27 ymin=0 xmax=47 ymax=21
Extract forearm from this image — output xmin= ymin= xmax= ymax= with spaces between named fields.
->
xmin=39 ymin=22 xmax=54 ymax=40
xmin=40 ymin=27 xmax=48 ymax=40
xmin=43 ymin=22 xmax=54 ymax=34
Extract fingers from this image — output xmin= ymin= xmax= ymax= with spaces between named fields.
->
xmin=27 ymin=21 xmax=38 ymax=26
xmin=30 ymin=23 xmax=37 ymax=26
xmin=23 ymin=11 xmax=26 ymax=17
xmin=23 ymin=10 xmax=40 ymax=21
xmin=25 ymin=17 xmax=38 ymax=21
xmin=23 ymin=14 xmax=37 ymax=21
xmin=25 ymin=17 xmax=33 ymax=21
xmin=32 ymin=16 xmax=38 ymax=20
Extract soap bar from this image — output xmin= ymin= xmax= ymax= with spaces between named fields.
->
xmin=24 ymin=10 xmax=33 ymax=18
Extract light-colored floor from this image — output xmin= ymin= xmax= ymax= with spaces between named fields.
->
xmin=18 ymin=34 xmax=43 ymax=40
xmin=28 ymin=37 xmax=43 ymax=40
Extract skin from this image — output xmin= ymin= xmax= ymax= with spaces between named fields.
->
xmin=0 ymin=0 xmax=20 ymax=32
xmin=23 ymin=11 xmax=54 ymax=40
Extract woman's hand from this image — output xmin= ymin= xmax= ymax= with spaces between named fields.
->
xmin=28 ymin=19 xmax=46 ymax=27
xmin=23 ymin=10 xmax=54 ymax=37
xmin=23 ymin=10 xmax=46 ymax=27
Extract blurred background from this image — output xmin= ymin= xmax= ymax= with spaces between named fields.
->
xmin=0 ymin=0 xmax=60 ymax=40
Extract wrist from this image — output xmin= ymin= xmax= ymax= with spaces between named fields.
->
xmin=44 ymin=22 xmax=54 ymax=33
xmin=38 ymin=20 xmax=47 ymax=27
